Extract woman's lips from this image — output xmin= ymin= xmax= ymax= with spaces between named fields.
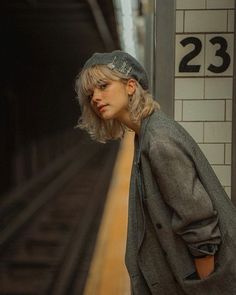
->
xmin=98 ymin=105 xmax=108 ymax=112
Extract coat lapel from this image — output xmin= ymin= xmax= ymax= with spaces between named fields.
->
xmin=135 ymin=115 xmax=152 ymax=251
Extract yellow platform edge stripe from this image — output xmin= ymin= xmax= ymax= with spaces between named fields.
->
xmin=83 ymin=132 xmax=134 ymax=295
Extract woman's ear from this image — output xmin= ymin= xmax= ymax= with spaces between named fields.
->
xmin=126 ymin=79 xmax=137 ymax=95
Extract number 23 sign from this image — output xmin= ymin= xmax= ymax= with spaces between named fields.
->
xmin=175 ymin=34 xmax=234 ymax=76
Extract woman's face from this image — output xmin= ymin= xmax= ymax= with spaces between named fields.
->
xmin=89 ymin=78 xmax=136 ymax=121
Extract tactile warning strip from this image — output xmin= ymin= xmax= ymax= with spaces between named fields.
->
xmin=83 ymin=132 xmax=134 ymax=295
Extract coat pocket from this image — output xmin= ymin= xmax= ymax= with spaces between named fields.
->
xmin=184 ymin=271 xmax=199 ymax=281
xmin=183 ymin=262 xmax=219 ymax=281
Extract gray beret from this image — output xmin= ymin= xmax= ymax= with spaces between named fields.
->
xmin=83 ymin=50 xmax=149 ymax=90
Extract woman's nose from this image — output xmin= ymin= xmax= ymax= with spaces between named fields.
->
xmin=91 ymin=88 xmax=102 ymax=103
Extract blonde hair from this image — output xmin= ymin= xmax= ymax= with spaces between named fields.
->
xmin=75 ymin=65 xmax=160 ymax=143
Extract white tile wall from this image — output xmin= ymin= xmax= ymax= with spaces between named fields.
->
xmin=225 ymin=143 xmax=232 ymax=164
xmin=175 ymin=78 xmax=204 ymax=99
xmin=206 ymin=0 xmax=235 ymax=9
xmin=183 ymin=100 xmax=225 ymax=121
xmin=175 ymin=2 xmax=234 ymax=191
xmin=176 ymin=0 xmax=206 ymax=10
xmin=205 ymin=34 xmax=234 ymax=76
xmin=175 ymin=100 xmax=183 ymax=121
xmin=204 ymin=122 xmax=232 ymax=142
xmin=228 ymin=10 xmax=235 ymax=32
xmin=198 ymin=143 xmax=225 ymax=164
xmin=176 ymin=10 xmax=184 ymax=33
xmin=179 ymin=122 xmax=204 ymax=142
xmin=205 ymin=77 xmax=233 ymax=99
xmin=226 ymin=100 xmax=232 ymax=121
xmin=212 ymin=165 xmax=231 ymax=186
xmin=224 ymin=187 xmax=231 ymax=198
xmin=185 ymin=10 xmax=227 ymax=32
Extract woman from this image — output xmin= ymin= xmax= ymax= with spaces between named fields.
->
xmin=75 ymin=50 xmax=236 ymax=294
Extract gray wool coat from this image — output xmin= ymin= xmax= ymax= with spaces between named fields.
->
xmin=125 ymin=110 xmax=236 ymax=295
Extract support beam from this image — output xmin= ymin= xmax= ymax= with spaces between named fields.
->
xmin=154 ymin=0 xmax=176 ymax=118
xmin=87 ymin=0 xmax=115 ymax=51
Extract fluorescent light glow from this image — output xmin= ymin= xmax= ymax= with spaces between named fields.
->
xmin=113 ymin=0 xmax=138 ymax=57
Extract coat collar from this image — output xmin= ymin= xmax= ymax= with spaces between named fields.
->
xmin=135 ymin=112 xmax=153 ymax=165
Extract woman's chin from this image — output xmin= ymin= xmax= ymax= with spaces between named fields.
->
xmin=100 ymin=112 xmax=115 ymax=120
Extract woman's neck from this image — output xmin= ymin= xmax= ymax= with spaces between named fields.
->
xmin=117 ymin=111 xmax=141 ymax=135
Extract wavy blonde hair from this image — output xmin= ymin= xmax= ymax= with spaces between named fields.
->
xmin=75 ymin=65 xmax=160 ymax=143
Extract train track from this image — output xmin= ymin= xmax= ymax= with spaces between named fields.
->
xmin=0 ymin=141 xmax=118 ymax=295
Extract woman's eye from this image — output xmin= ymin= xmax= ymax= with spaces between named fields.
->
xmin=99 ymin=83 xmax=107 ymax=90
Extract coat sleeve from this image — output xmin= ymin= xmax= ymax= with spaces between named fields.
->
xmin=148 ymin=137 xmax=221 ymax=257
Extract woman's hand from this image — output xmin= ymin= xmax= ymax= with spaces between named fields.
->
xmin=194 ymin=255 xmax=215 ymax=279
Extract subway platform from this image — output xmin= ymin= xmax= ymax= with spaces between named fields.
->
xmin=83 ymin=132 xmax=134 ymax=295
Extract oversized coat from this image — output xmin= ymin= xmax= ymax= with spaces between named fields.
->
xmin=125 ymin=110 xmax=236 ymax=295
